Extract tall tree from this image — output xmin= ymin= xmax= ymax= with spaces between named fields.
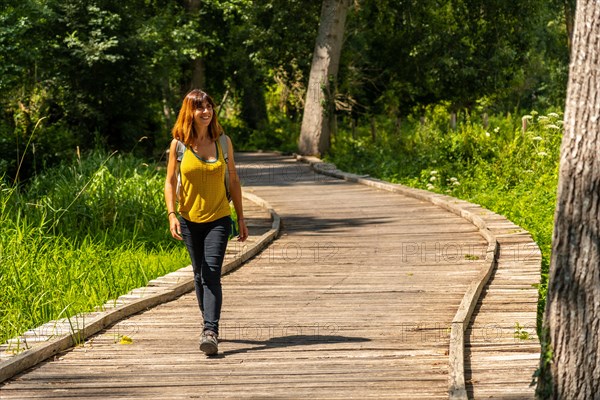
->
xmin=298 ymin=0 xmax=352 ymax=156
xmin=536 ymin=1 xmax=600 ymax=398
xmin=182 ymin=0 xmax=205 ymax=94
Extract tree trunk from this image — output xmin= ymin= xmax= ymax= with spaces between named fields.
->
xmin=298 ymin=0 xmax=351 ymax=156
xmin=370 ymin=116 xmax=376 ymax=141
xmin=564 ymin=0 xmax=577 ymax=55
xmin=183 ymin=0 xmax=205 ymax=94
xmin=190 ymin=58 xmax=205 ymax=90
xmin=161 ymin=80 xmax=174 ymax=131
xmin=235 ymin=67 xmax=269 ymax=130
xmin=537 ymin=2 xmax=600 ymax=398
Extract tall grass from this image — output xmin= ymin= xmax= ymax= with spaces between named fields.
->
xmin=327 ymin=106 xmax=562 ymax=331
xmin=0 ymin=151 xmax=188 ymax=346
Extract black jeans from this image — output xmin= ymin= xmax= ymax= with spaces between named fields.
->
xmin=179 ymin=215 xmax=231 ymax=336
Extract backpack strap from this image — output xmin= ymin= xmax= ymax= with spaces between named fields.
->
xmin=174 ymin=139 xmax=186 ymax=198
xmin=175 ymin=139 xmax=186 ymax=162
xmin=219 ymin=133 xmax=232 ymax=202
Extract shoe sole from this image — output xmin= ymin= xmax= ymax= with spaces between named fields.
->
xmin=200 ymin=341 xmax=218 ymax=355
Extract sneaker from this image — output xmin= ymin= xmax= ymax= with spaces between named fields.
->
xmin=200 ymin=330 xmax=218 ymax=355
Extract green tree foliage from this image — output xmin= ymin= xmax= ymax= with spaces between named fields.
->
xmin=209 ymin=0 xmax=321 ymax=146
xmin=337 ymin=0 xmax=569 ymax=120
xmin=1 ymin=0 xmax=179 ymax=179
xmin=0 ymin=0 xmax=322 ymax=179
xmin=0 ymin=0 xmax=569 ymax=179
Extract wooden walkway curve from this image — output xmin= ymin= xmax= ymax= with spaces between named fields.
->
xmin=0 ymin=153 xmax=541 ymax=399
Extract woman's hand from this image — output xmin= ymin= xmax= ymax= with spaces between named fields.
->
xmin=169 ymin=214 xmax=182 ymax=240
xmin=237 ymin=218 xmax=248 ymax=242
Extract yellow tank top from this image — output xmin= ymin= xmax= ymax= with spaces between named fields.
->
xmin=178 ymin=140 xmax=231 ymax=223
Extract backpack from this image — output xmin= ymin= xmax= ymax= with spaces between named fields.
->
xmin=175 ymin=133 xmax=231 ymax=202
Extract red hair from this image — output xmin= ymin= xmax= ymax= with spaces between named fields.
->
xmin=171 ymin=89 xmax=223 ymax=145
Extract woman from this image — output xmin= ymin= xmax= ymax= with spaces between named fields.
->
xmin=164 ymin=89 xmax=248 ymax=356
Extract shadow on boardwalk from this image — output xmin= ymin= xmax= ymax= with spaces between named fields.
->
xmin=217 ymin=335 xmax=371 ymax=357
xmin=278 ymin=215 xmax=396 ymax=234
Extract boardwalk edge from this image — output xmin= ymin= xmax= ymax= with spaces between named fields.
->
xmin=294 ymin=154 xmax=534 ymax=400
xmin=0 ymin=191 xmax=280 ymax=385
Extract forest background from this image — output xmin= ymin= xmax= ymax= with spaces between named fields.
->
xmin=1 ymin=0 xmax=570 ymax=347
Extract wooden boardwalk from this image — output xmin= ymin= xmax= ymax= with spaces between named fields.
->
xmin=0 ymin=153 xmax=540 ymax=399
xmin=466 ymin=225 xmax=541 ymax=399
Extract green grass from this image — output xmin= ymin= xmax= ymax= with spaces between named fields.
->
xmin=0 ymin=151 xmax=188 ymax=346
xmin=327 ymin=106 xmax=562 ymax=333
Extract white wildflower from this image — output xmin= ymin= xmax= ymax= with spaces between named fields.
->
xmin=538 ymin=116 xmax=549 ymax=122
xmin=426 ymin=183 xmax=435 ymax=190
xmin=485 ymin=131 xmax=490 ymax=137
xmin=450 ymin=177 xmax=458 ymax=182
xmin=538 ymin=151 xmax=548 ymax=157
xmin=494 ymin=127 xmax=500 ymax=133
xmin=532 ymin=136 xmax=543 ymax=141
xmin=547 ymin=124 xmax=561 ymax=130
xmin=430 ymin=176 xmax=437 ymax=182
xmin=430 ymin=170 xmax=438 ymax=175
xmin=452 ymin=181 xmax=460 ymax=186
xmin=523 ymin=115 xmax=533 ymax=120
xmin=548 ymin=112 xmax=559 ymax=118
